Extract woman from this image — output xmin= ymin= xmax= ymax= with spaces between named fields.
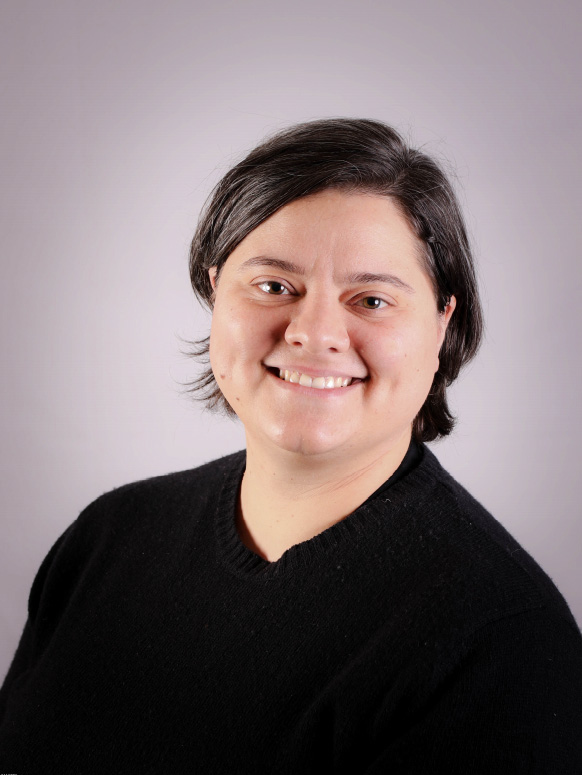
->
xmin=1 ymin=118 xmax=581 ymax=772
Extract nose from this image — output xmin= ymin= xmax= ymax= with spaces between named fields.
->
xmin=284 ymin=292 xmax=350 ymax=353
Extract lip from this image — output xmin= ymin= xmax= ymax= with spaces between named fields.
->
xmin=264 ymin=366 xmax=365 ymax=395
xmin=263 ymin=363 xmax=367 ymax=380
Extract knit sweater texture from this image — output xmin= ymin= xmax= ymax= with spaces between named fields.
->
xmin=1 ymin=444 xmax=581 ymax=773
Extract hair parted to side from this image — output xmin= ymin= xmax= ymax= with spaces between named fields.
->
xmin=188 ymin=117 xmax=483 ymax=443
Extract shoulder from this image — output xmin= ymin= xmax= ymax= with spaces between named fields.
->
xmin=88 ymin=448 xmax=245 ymax=510
xmin=27 ymin=450 xmax=246 ymax=620
xmin=377 ymin=445 xmax=580 ymax=637
xmin=75 ymin=448 xmax=245 ymax=533
xmin=361 ymin=447 xmax=582 ymax=747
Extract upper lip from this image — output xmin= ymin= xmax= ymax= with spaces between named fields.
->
xmin=264 ymin=364 xmax=368 ymax=380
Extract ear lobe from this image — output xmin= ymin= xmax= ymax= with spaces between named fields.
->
xmin=443 ymin=295 xmax=456 ymax=323
xmin=208 ymin=266 xmax=218 ymax=291
xmin=437 ymin=295 xmax=456 ymax=350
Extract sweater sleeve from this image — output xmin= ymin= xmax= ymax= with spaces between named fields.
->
xmin=364 ymin=607 xmax=582 ymax=774
xmin=0 ymin=523 xmax=75 ymax=724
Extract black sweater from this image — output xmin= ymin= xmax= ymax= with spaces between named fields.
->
xmin=1 ymin=445 xmax=581 ymax=773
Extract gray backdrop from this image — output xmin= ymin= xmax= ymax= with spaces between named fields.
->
xmin=1 ymin=0 xmax=581 ymax=679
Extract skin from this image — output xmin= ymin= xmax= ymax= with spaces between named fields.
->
xmin=208 ymin=190 xmax=456 ymax=562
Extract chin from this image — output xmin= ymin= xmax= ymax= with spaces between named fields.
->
xmin=279 ymin=439 xmax=338 ymax=458
xmin=263 ymin=420 xmax=351 ymax=459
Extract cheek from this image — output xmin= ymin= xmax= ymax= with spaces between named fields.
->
xmin=209 ymin=297 xmax=276 ymax=375
xmin=361 ymin=318 xmax=440 ymax=383
xmin=209 ymin=297 xmax=242 ymax=381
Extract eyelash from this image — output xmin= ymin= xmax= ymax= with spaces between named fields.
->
xmin=255 ymin=280 xmax=391 ymax=311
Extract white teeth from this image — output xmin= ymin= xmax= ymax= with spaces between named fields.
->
xmin=275 ymin=369 xmax=356 ymax=389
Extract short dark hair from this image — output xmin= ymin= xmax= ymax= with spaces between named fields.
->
xmin=188 ymin=118 xmax=483 ymax=442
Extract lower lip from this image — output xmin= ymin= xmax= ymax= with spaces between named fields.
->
xmin=265 ymin=368 xmax=363 ymax=397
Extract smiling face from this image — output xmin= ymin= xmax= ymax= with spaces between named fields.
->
xmin=208 ymin=189 xmax=455 ymax=463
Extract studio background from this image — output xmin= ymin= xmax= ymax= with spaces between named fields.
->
xmin=1 ymin=0 xmax=580 ymax=679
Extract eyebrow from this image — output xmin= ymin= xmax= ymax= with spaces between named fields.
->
xmin=237 ymin=256 xmax=416 ymax=294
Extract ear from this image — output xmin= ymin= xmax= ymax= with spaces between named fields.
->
xmin=208 ymin=266 xmax=218 ymax=291
xmin=437 ymin=295 xmax=456 ymax=351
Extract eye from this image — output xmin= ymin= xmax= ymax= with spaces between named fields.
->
xmin=357 ymin=296 xmax=388 ymax=310
xmin=256 ymin=281 xmax=290 ymax=295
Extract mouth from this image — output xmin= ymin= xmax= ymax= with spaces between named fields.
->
xmin=265 ymin=366 xmax=366 ymax=390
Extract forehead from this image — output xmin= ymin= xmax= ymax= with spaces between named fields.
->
xmin=230 ymin=189 xmax=426 ymax=277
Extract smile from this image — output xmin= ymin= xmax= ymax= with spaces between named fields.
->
xmin=277 ymin=369 xmax=355 ymax=389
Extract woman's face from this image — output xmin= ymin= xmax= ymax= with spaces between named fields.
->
xmin=208 ymin=189 xmax=455 ymax=462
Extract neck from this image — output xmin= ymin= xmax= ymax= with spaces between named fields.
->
xmin=237 ymin=430 xmax=412 ymax=562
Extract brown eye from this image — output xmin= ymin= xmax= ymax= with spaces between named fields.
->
xmin=257 ymin=281 xmax=288 ymax=295
xmin=360 ymin=296 xmax=387 ymax=310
